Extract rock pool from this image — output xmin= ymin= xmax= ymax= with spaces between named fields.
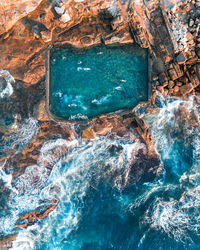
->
xmin=49 ymin=44 xmax=148 ymax=120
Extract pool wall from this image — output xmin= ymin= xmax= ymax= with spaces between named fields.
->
xmin=45 ymin=43 xmax=152 ymax=123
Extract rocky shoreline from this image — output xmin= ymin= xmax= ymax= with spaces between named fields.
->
xmin=0 ymin=0 xmax=200 ymax=248
xmin=0 ymin=0 xmax=200 ymax=93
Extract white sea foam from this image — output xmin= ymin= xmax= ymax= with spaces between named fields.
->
xmin=115 ymin=86 xmax=122 ymax=90
xmin=142 ymin=94 xmax=200 ymax=243
xmin=92 ymin=94 xmax=112 ymax=105
xmin=0 ymin=118 xmax=38 ymax=157
xmin=77 ymin=67 xmax=91 ymax=71
xmin=69 ymin=113 xmax=88 ymax=120
xmin=9 ymin=133 xmax=145 ymax=249
xmin=0 ymin=70 xmax=14 ymax=99
xmin=6 ymin=94 xmax=200 ymax=248
xmin=0 ymin=162 xmax=13 ymax=190
xmin=54 ymin=90 xmax=63 ymax=98
xmin=62 ymin=94 xmax=87 ymax=111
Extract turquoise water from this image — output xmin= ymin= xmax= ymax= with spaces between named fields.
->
xmin=49 ymin=44 xmax=148 ymax=120
xmin=1 ymin=46 xmax=200 ymax=249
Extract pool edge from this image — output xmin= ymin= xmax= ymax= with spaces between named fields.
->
xmin=45 ymin=43 xmax=153 ymax=124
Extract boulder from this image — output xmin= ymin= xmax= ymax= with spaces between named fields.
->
xmin=176 ymin=52 xmax=187 ymax=64
xmin=82 ymin=127 xmax=95 ymax=139
xmin=16 ymin=200 xmax=58 ymax=228
xmin=179 ymin=83 xmax=194 ymax=96
xmin=0 ymin=235 xmax=17 ymax=249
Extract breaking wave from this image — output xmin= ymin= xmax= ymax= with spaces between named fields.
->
xmin=1 ymin=94 xmax=200 ymax=249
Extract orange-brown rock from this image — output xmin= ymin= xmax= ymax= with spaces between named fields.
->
xmin=0 ymin=234 xmax=17 ymax=250
xmin=3 ymin=120 xmax=75 ymax=180
xmin=0 ymin=0 xmax=43 ymax=35
xmin=16 ymin=199 xmax=58 ymax=228
xmin=91 ymin=112 xmax=158 ymax=156
xmin=122 ymin=113 xmax=156 ymax=155
xmin=179 ymin=83 xmax=194 ymax=96
xmin=0 ymin=0 xmax=132 ymax=84
xmin=93 ymin=117 xmax=114 ymax=135
xmin=0 ymin=0 xmax=200 ymax=97
xmin=174 ymin=104 xmax=200 ymax=128
xmin=93 ymin=115 xmax=129 ymax=137
xmin=82 ymin=127 xmax=95 ymax=140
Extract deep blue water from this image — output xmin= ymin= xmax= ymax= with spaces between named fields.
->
xmin=49 ymin=44 xmax=148 ymax=120
xmin=0 ymin=95 xmax=200 ymax=250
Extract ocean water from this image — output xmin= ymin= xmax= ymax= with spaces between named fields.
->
xmin=0 ymin=93 xmax=200 ymax=249
xmin=49 ymin=44 xmax=148 ymax=120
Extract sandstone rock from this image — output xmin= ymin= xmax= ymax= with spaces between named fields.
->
xmin=0 ymin=234 xmax=17 ymax=249
xmin=168 ymin=80 xmax=175 ymax=88
xmin=190 ymin=73 xmax=200 ymax=87
xmin=82 ymin=127 xmax=95 ymax=139
xmin=129 ymin=116 xmax=155 ymax=154
xmin=34 ymin=98 xmax=50 ymax=121
xmin=152 ymin=58 xmax=165 ymax=74
xmin=0 ymin=0 xmax=43 ymax=35
xmin=179 ymin=83 xmax=194 ymax=96
xmin=164 ymin=88 xmax=169 ymax=95
xmin=196 ymin=64 xmax=200 ymax=80
xmin=93 ymin=118 xmax=113 ymax=135
xmin=173 ymin=85 xmax=180 ymax=94
xmin=5 ymin=121 xmax=75 ymax=172
xmin=176 ymin=81 xmax=183 ymax=86
xmin=158 ymin=72 xmax=168 ymax=86
xmin=196 ymin=48 xmax=200 ymax=58
xmin=186 ymin=56 xmax=198 ymax=64
xmin=40 ymin=30 xmax=52 ymax=43
xmin=0 ymin=0 xmax=199 ymax=96
xmin=16 ymin=200 xmax=58 ymax=228
xmin=157 ymin=85 xmax=165 ymax=94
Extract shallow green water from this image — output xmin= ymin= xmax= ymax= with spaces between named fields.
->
xmin=49 ymin=44 xmax=148 ymax=120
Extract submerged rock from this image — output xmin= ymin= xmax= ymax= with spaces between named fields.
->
xmin=0 ymin=234 xmax=17 ymax=249
xmin=16 ymin=199 xmax=59 ymax=228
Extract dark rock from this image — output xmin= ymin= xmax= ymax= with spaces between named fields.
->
xmin=176 ymin=52 xmax=187 ymax=64
xmin=152 ymin=57 xmax=165 ymax=74
xmin=189 ymin=18 xmax=194 ymax=27
xmin=158 ymin=72 xmax=168 ymax=85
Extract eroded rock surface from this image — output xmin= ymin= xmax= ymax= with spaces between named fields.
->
xmin=0 ymin=0 xmax=200 ymax=96
xmin=15 ymin=199 xmax=59 ymax=228
xmin=0 ymin=0 xmax=200 ymax=247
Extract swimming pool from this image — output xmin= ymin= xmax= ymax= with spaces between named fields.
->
xmin=48 ymin=44 xmax=148 ymax=120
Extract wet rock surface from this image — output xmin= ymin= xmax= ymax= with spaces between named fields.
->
xmin=0 ymin=0 xmax=199 ymax=96
xmin=15 ymin=199 xmax=59 ymax=228
xmin=0 ymin=0 xmax=200 ymax=248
